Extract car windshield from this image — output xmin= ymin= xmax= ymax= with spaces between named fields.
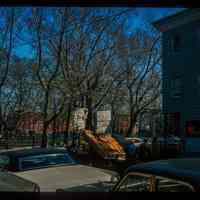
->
xmin=19 ymin=153 xmax=76 ymax=171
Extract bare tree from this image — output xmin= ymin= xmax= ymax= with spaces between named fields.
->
xmin=60 ymin=8 xmax=134 ymax=131
xmin=114 ymin=27 xmax=161 ymax=137
xmin=29 ymin=8 xmax=68 ymax=148
xmin=0 ymin=8 xmax=16 ymax=148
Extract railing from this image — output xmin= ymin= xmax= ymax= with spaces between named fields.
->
xmin=0 ymin=133 xmax=73 ymax=149
xmin=0 ymin=135 xmax=42 ymax=149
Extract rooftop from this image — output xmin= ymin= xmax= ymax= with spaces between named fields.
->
xmin=153 ymin=8 xmax=200 ymax=32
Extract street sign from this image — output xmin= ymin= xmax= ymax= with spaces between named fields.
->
xmin=72 ymin=108 xmax=88 ymax=131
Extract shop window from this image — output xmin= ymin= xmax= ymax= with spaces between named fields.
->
xmin=186 ymin=121 xmax=200 ymax=137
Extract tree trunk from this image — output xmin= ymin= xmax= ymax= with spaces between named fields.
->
xmin=138 ymin=113 xmax=143 ymax=138
xmin=41 ymin=89 xmax=49 ymax=148
xmin=52 ymin=120 xmax=56 ymax=147
xmin=41 ymin=123 xmax=48 ymax=148
xmin=32 ymin=132 xmax=36 ymax=148
xmin=5 ymin=130 xmax=9 ymax=149
xmin=64 ymin=102 xmax=72 ymax=148
xmin=111 ymin=103 xmax=116 ymax=133
xmin=127 ymin=109 xmax=137 ymax=137
xmin=85 ymin=96 xmax=93 ymax=130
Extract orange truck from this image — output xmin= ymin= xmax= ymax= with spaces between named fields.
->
xmin=84 ymin=130 xmax=126 ymax=161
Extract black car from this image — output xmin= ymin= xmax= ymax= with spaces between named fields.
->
xmin=112 ymin=158 xmax=200 ymax=192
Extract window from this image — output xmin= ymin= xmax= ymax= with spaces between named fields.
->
xmin=115 ymin=173 xmax=153 ymax=192
xmin=170 ymin=77 xmax=183 ymax=98
xmin=186 ymin=120 xmax=200 ymax=137
xmin=114 ymin=173 xmax=195 ymax=192
xmin=19 ymin=153 xmax=75 ymax=171
xmin=155 ymin=176 xmax=194 ymax=192
xmin=171 ymin=35 xmax=181 ymax=53
xmin=164 ymin=112 xmax=180 ymax=136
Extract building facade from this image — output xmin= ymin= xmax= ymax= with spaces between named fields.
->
xmin=16 ymin=112 xmax=69 ymax=134
xmin=153 ymin=8 xmax=200 ymax=153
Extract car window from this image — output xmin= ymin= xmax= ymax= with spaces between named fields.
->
xmin=19 ymin=153 xmax=75 ymax=171
xmin=155 ymin=176 xmax=195 ymax=192
xmin=116 ymin=173 xmax=153 ymax=192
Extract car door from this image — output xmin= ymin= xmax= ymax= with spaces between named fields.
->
xmin=113 ymin=172 xmax=154 ymax=192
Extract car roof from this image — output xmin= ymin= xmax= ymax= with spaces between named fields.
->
xmin=126 ymin=158 xmax=200 ymax=185
xmin=0 ymin=148 xmax=69 ymax=158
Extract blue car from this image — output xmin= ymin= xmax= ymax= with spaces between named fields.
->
xmin=112 ymin=133 xmax=151 ymax=161
xmin=112 ymin=158 xmax=200 ymax=192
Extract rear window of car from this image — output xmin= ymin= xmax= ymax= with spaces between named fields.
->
xmin=18 ymin=153 xmax=75 ymax=171
xmin=155 ymin=176 xmax=195 ymax=192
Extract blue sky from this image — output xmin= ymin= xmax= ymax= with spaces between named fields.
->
xmin=13 ymin=7 xmax=184 ymax=59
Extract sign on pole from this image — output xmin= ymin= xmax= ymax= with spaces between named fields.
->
xmin=96 ymin=111 xmax=111 ymax=133
xmin=72 ymin=108 xmax=88 ymax=131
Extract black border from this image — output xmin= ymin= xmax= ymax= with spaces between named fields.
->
xmin=0 ymin=0 xmax=198 ymax=199
xmin=0 ymin=0 xmax=198 ymax=7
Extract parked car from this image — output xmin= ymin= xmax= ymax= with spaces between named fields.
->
xmin=126 ymin=137 xmax=145 ymax=146
xmin=112 ymin=133 xmax=137 ymax=157
xmin=126 ymin=137 xmax=151 ymax=161
xmin=112 ymin=133 xmax=151 ymax=161
xmin=0 ymin=148 xmax=119 ymax=192
xmin=112 ymin=158 xmax=200 ymax=192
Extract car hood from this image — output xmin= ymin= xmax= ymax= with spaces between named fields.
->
xmin=13 ymin=165 xmax=117 ymax=192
